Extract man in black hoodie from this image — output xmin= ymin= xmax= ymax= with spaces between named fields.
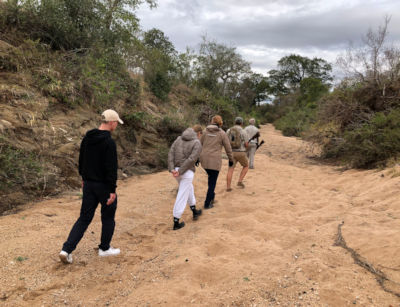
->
xmin=59 ymin=110 xmax=123 ymax=264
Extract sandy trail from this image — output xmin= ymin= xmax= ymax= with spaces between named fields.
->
xmin=1 ymin=124 xmax=400 ymax=306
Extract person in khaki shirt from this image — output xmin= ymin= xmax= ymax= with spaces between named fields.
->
xmin=226 ymin=117 xmax=249 ymax=191
xmin=244 ymin=118 xmax=260 ymax=169
xmin=200 ymin=115 xmax=233 ymax=209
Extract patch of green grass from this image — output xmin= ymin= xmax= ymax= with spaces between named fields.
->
xmin=243 ymin=277 xmax=250 ymax=282
xmin=15 ymin=256 xmax=28 ymax=262
xmin=0 ymin=139 xmax=43 ymax=190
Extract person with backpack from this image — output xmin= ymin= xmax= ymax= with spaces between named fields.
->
xmin=200 ymin=115 xmax=233 ymax=209
xmin=244 ymin=118 xmax=260 ymax=169
xmin=168 ymin=126 xmax=203 ymax=230
xmin=226 ymin=117 xmax=249 ymax=191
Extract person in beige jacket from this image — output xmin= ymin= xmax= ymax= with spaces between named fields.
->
xmin=168 ymin=127 xmax=203 ymax=230
xmin=200 ymin=115 xmax=233 ymax=209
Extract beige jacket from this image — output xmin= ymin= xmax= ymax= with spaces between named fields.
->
xmin=168 ymin=128 xmax=202 ymax=175
xmin=200 ymin=124 xmax=233 ymax=171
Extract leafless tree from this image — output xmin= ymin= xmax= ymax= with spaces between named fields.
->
xmin=337 ymin=15 xmax=399 ymax=92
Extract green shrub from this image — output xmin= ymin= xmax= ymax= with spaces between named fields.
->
xmin=147 ymin=70 xmax=171 ymax=101
xmin=329 ymin=109 xmax=400 ymax=168
xmin=274 ymin=107 xmax=316 ymax=137
xmin=123 ymin=111 xmax=155 ymax=143
xmin=0 ymin=140 xmax=43 ymax=190
xmin=156 ymin=144 xmax=169 ymax=168
xmin=124 ymin=111 xmax=153 ymax=129
xmin=157 ymin=115 xmax=188 ymax=146
xmin=211 ymin=97 xmax=237 ymax=129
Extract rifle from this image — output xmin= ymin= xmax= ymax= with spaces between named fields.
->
xmin=248 ymin=131 xmax=260 ymax=143
xmin=256 ymin=140 xmax=264 ymax=150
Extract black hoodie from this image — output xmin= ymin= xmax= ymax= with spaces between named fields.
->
xmin=79 ymin=129 xmax=118 ymax=193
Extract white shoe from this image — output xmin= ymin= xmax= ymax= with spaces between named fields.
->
xmin=59 ymin=250 xmax=73 ymax=264
xmin=98 ymin=247 xmax=120 ymax=257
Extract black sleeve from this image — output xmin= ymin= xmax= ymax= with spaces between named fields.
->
xmin=104 ymin=139 xmax=118 ymax=193
xmin=78 ymin=137 xmax=86 ymax=177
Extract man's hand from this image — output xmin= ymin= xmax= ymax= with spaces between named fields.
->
xmin=245 ymin=141 xmax=249 ymax=148
xmin=171 ymin=170 xmax=180 ymax=177
xmin=107 ymin=193 xmax=116 ymax=205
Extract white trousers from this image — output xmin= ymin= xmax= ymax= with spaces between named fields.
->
xmin=173 ymin=168 xmax=196 ymax=219
xmin=247 ymin=143 xmax=257 ymax=168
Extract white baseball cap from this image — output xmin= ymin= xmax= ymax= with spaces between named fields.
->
xmin=101 ymin=109 xmax=123 ymax=124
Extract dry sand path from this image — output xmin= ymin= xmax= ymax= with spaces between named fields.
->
xmin=1 ymin=124 xmax=400 ymax=306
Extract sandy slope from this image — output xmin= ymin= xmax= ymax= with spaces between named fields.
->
xmin=1 ymin=124 xmax=400 ymax=306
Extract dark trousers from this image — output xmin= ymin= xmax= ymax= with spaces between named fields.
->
xmin=204 ymin=169 xmax=219 ymax=207
xmin=62 ymin=181 xmax=117 ymax=253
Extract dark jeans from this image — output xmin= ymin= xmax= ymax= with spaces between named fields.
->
xmin=62 ymin=181 xmax=117 ymax=253
xmin=204 ymin=169 xmax=219 ymax=207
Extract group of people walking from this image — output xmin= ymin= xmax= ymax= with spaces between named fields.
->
xmin=59 ymin=110 xmax=260 ymax=264
xmin=168 ymin=115 xmax=261 ymax=230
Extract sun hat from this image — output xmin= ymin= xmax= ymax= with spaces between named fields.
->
xmin=101 ymin=109 xmax=123 ymax=124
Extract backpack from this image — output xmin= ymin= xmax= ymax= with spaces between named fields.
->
xmin=228 ymin=126 xmax=242 ymax=149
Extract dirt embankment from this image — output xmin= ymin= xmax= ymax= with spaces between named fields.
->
xmin=1 ymin=124 xmax=400 ymax=306
xmin=0 ymin=59 xmax=194 ymax=214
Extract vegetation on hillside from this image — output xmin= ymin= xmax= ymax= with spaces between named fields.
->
xmin=0 ymin=0 xmax=269 ymax=211
xmin=262 ymin=17 xmax=400 ymax=168
xmin=0 ymin=0 xmax=399 ymax=212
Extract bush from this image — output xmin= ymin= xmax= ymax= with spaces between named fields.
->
xmin=0 ymin=141 xmax=43 ymax=190
xmin=274 ymin=107 xmax=316 ymax=137
xmin=147 ymin=70 xmax=171 ymax=101
xmin=156 ymin=144 xmax=169 ymax=168
xmin=157 ymin=115 xmax=188 ymax=146
xmin=321 ymin=109 xmax=400 ymax=168
xmin=123 ymin=111 xmax=155 ymax=143
xmin=211 ymin=97 xmax=237 ymax=129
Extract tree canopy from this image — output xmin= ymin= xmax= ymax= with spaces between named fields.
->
xmin=268 ymin=54 xmax=332 ymax=96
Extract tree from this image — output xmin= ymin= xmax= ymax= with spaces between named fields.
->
xmin=141 ymin=29 xmax=177 ymax=100
xmin=298 ymin=77 xmax=329 ymax=108
xmin=142 ymin=28 xmax=176 ymax=57
xmin=268 ymin=54 xmax=332 ymax=95
xmin=0 ymin=0 xmax=157 ymax=50
xmin=175 ymin=47 xmax=196 ymax=85
xmin=337 ymin=15 xmax=399 ymax=87
xmin=196 ymin=37 xmax=251 ymax=96
xmin=101 ymin=0 xmax=156 ymax=30
xmin=231 ymin=73 xmax=270 ymax=111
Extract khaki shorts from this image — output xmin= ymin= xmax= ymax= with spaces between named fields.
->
xmin=232 ymin=151 xmax=249 ymax=167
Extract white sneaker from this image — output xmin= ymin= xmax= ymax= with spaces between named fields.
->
xmin=98 ymin=247 xmax=120 ymax=257
xmin=59 ymin=250 xmax=73 ymax=264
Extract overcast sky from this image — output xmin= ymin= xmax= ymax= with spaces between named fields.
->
xmin=136 ymin=0 xmax=400 ymax=77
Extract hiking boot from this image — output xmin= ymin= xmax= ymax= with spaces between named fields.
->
xmin=204 ymin=203 xmax=214 ymax=210
xmin=237 ymin=182 xmax=245 ymax=188
xmin=173 ymin=220 xmax=185 ymax=230
xmin=59 ymin=250 xmax=73 ymax=264
xmin=210 ymin=199 xmax=217 ymax=205
xmin=99 ymin=247 xmax=120 ymax=257
xmin=226 ymin=188 xmax=232 ymax=192
xmin=192 ymin=208 xmax=202 ymax=220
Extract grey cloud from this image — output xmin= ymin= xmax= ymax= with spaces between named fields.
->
xmin=137 ymin=0 xmax=400 ymax=74
xmin=205 ymin=6 xmax=400 ymax=49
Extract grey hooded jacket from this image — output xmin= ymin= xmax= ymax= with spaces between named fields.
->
xmin=168 ymin=128 xmax=202 ymax=175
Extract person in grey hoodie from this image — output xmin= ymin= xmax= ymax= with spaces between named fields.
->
xmin=200 ymin=115 xmax=234 ymax=209
xmin=168 ymin=126 xmax=203 ymax=230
